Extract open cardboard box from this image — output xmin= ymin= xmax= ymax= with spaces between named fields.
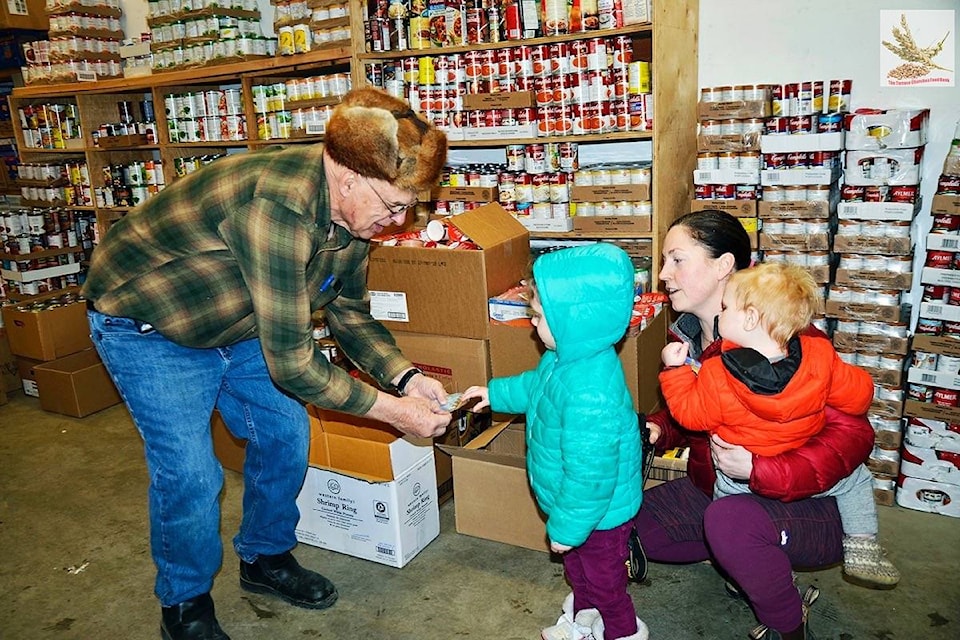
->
xmin=295 ymin=407 xmax=440 ymax=568
xmin=34 ymin=348 xmax=121 ymax=418
xmin=1 ymin=300 xmax=92 ymax=361
xmin=368 ymin=203 xmax=530 ymax=340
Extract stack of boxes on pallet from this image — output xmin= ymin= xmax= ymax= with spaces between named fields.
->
xmin=831 ymin=109 xmax=927 ymax=505
xmin=691 ymin=84 xmax=767 ymax=247
xmin=901 ymin=142 xmax=960 ymax=518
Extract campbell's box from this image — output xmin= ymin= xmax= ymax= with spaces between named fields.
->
xmin=895 ymin=474 xmax=960 ymax=518
xmin=368 ymin=203 xmax=529 ymax=340
xmin=900 ymin=442 xmax=960 ymax=486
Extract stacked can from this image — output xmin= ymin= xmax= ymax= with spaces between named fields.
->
xmin=371 ymin=35 xmax=641 ymax=135
xmin=96 ymin=161 xmax=166 ymax=209
xmin=172 ymin=154 xmax=227 ymax=178
xmin=164 ymin=89 xmax=247 ymax=143
xmin=17 ymin=103 xmax=82 ymax=150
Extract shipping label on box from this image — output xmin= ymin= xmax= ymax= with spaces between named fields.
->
xmin=694 ymin=168 xmax=760 ymax=185
xmin=759 ymin=132 xmax=844 ymax=153
xmin=369 ymin=203 xmax=530 ymax=340
xmin=836 ymin=200 xmax=919 ymax=221
xmin=295 ymin=413 xmax=439 ymax=568
xmin=760 ymin=166 xmax=839 ymax=186
xmin=922 ymin=266 xmax=960 ymax=288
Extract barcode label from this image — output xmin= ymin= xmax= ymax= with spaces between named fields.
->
xmin=695 ymin=171 xmax=712 ymax=182
xmin=927 ymin=304 xmax=944 ymax=315
xmin=940 ymin=238 xmax=960 ymax=250
xmin=376 ymin=545 xmax=395 ymax=556
xmin=920 ymin=373 xmax=938 ymax=384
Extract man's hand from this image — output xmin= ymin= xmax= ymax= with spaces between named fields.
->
xmin=366 ymin=390 xmax=451 ymax=438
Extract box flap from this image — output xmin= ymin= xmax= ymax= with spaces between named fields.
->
xmin=449 ymin=203 xmax=529 ymax=249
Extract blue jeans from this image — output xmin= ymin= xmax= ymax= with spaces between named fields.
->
xmin=88 ymin=310 xmax=310 ymax=606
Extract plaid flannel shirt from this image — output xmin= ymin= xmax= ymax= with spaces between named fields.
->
xmin=82 ymin=144 xmax=411 ymax=415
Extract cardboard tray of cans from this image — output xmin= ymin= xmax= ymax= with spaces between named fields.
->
xmin=921 ymin=267 xmax=960 ymax=289
xmin=432 ymin=186 xmax=498 ymax=202
xmin=757 ymin=200 xmax=832 ymax=218
xmin=697 ymin=100 xmax=771 ymax=120
xmin=905 ymin=400 xmax=960 ymax=425
xmin=690 ymin=199 xmax=757 ymax=217
xmin=870 ymin=397 xmax=906 ymax=421
xmin=834 ymin=269 xmax=913 ymax=291
xmin=931 ymin=194 xmax=960 ymax=215
xmin=760 ymin=166 xmax=840 ymax=186
xmin=833 ymin=234 xmax=913 ymax=255
xmin=758 ymin=232 xmax=829 ymax=251
xmin=96 ymin=134 xmax=150 ymax=148
xmin=823 ymin=300 xmax=909 ymax=323
xmin=912 ymin=332 xmax=960 ymax=356
xmin=693 ymin=168 xmax=760 ymax=185
xmin=696 ymin=133 xmax=761 ymax=153
xmin=833 ymin=330 xmax=911 ymax=355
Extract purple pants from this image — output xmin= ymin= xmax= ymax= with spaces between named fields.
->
xmin=564 ymin=519 xmax=637 ymax=640
xmin=634 ymin=477 xmax=843 ymax=633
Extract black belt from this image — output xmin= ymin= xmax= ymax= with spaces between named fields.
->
xmin=86 ymin=298 xmax=97 ymax=311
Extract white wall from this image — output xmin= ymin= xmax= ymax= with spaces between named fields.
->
xmin=700 ymin=0 xmax=960 ymax=317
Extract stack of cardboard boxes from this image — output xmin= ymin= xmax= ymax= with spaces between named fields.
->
xmin=1 ymin=298 xmax=120 ymax=417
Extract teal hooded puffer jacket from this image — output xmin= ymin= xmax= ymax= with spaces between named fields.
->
xmin=488 ymin=243 xmax=642 ymax=547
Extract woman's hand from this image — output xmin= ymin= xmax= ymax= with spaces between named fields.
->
xmin=710 ymin=434 xmax=753 ymax=480
xmin=646 ymin=421 xmax=661 ymax=444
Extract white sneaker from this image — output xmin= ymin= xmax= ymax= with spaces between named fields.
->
xmin=591 ymin=615 xmax=649 ymax=640
xmin=541 ymin=593 xmax=599 ymax=640
xmin=541 ymin=618 xmax=595 ymax=640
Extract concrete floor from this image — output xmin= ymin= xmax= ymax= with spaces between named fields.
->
xmin=1 ymin=391 xmax=958 ymax=640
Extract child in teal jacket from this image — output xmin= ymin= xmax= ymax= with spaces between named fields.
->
xmin=462 ymin=243 xmax=647 ymax=640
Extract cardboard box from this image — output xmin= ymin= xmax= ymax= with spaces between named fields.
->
xmin=696 ymin=133 xmax=761 ymax=153
xmin=0 ymin=329 xmax=19 ymax=393
xmin=834 ymin=268 xmax=912 ymax=291
xmin=904 ymin=399 xmax=960 ymax=425
xmin=757 ymin=200 xmax=831 ymax=219
xmin=570 ymin=184 xmax=650 ymax=202
xmin=368 ymin=203 xmax=530 ymax=340
xmin=697 ymin=100 xmax=770 ymax=120
xmin=390 ymin=330 xmax=494 ymax=501
xmin=759 ymin=132 xmax=844 ymax=153
xmin=33 ymin=349 xmax=121 ymax=418
xmin=487 ymin=311 xmax=666 ymax=415
xmin=913 ymin=332 xmax=960 ymax=356
xmin=431 ymin=186 xmax=497 ymax=202
xmin=1 ymin=301 xmax=92 ymax=361
xmin=900 ymin=442 xmax=960 ymax=486
xmin=691 ymin=199 xmax=757 ymax=217
xmin=573 ymin=215 xmax=652 ymax=234
xmin=646 ymin=452 xmax=689 ymax=488
xmin=16 ymin=356 xmax=40 ymax=397
xmin=833 ymin=234 xmax=912 ymax=255
xmin=439 ymin=420 xmax=550 ymax=552
xmin=461 ymin=92 xmax=534 ymax=110
xmin=844 ymin=108 xmax=929 ymax=150
xmin=836 ymin=200 xmax=919 ymax=221
xmin=896 ymin=475 xmax=960 ymax=518
xmin=693 ymin=168 xmax=760 ymax=185
xmin=211 ymin=410 xmax=247 ymax=474
xmin=931 ymin=194 xmax=960 ymax=215
xmin=823 ymin=300 xmax=907 ymax=323
xmin=295 ymin=410 xmax=440 ymax=568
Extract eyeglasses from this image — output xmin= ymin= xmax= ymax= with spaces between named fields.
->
xmin=363 ymin=176 xmax=417 ymax=217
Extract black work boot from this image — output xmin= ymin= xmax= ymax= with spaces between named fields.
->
xmin=160 ymin=592 xmax=230 ymax=640
xmin=239 ymin=551 xmax=338 ymax=610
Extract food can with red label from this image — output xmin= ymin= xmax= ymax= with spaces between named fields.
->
xmin=714 ymin=184 xmax=736 ymax=200
xmin=890 ymin=185 xmax=918 ymax=203
xmin=788 ymin=114 xmax=813 ymax=134
xmin=763 ymin=152 xmax=788 ymax=169
xmin=933 ymin=387 xmax=959 ymax=408
xmin=827 ymin=79 xmax=852 ymax=112
xmin=927 ymin=250 xmax=954 ymax=268
xmin=765 ymin=116 xmax=789 ymax=135
xmin=841 ymin=184 xmax=864 ymax=201
xmin=931 ymin=213 xmax=960 ymax=233
xmin=694 ymin=183 xmax=714 ymax=200
xmin=771 ymin=84 xmax=788 ymax=116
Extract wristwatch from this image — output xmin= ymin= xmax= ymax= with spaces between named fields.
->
xmin=395 ymin=368 xmax=423 ymax=395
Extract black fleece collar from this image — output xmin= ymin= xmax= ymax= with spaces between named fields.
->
xmin=720 ymin=335 xmax=802 ymax=395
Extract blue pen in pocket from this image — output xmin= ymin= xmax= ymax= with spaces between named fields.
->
xmin=317 ymin=274 xmax=342 ymax=305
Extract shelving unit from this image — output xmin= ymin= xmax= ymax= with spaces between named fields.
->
xmin=6 ymin=0 xmax=698 ymax=287
xmin=354 ymin=2 xmax=699 ymax=281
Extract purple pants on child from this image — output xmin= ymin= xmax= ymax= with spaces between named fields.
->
xmin=563 ymin=519 xmax=638 ymax=640
xmin=634 ymin=477 xmax=843 ymax=633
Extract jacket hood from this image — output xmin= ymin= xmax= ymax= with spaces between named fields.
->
xmin=533 ymin=243 xmax=635 ymax=361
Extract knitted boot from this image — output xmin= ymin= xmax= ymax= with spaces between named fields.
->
xmin=842 ymin=535 xmax=901 ymax=589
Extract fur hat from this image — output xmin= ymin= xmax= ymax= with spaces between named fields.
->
xmin=325 ymin=88 xmax=448 ymax=193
